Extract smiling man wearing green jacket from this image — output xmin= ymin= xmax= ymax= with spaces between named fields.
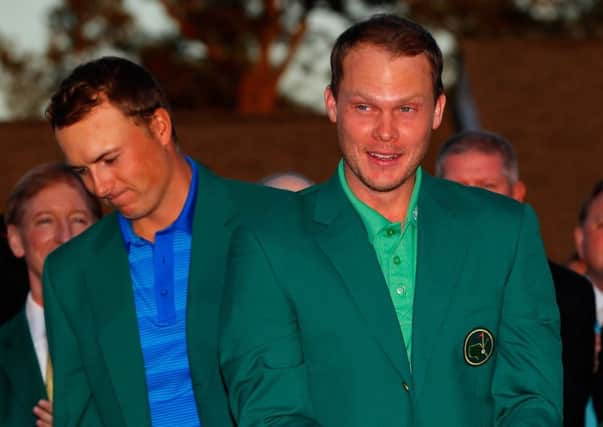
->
xmin=219 ymin=15 xmax=562 ymax=427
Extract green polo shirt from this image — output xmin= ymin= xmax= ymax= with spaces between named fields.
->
xmin=338 ymin=160 xmax=421 ymax=364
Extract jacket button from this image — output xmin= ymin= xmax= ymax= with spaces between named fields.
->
xmin=402 ymin=382 xmax=410 ymax=391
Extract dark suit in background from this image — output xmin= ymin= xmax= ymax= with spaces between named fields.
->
xmin=550 ymin=261 xmax=596 ymax=427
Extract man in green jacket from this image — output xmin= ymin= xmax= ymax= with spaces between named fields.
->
xmin=43 ymin=57 xmax=289 ymax=427
xmin=219 ymin=14 xmax=562 ymax=426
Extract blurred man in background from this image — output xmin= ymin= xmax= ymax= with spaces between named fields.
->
xmin=576 ymin=181 xmax=603 ymax=330
xmin=575 ymin=181 xmax=603 ymax=424
xmin=0 ymin=162 xmax=102 ymax=427
xmin=437 ymin=129 xmax=596 ymax=427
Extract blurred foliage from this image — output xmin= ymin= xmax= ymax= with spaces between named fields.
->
xmin=409 ymin=0 xmax=603 ymax=37
xmin=0 ymin=0 xmax=601 ymax=119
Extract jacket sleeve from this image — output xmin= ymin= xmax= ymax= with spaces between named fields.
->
xmin=492 ymin=205 xmax=563 ymax=426
xmin=219 ymin=226 xmax=321 ymax=427
xmin=43 ymin=258 xmax=102 ymax=427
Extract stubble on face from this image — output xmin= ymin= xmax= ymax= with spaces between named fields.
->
xmin=325 ymin=44 xmax=445 ymax=217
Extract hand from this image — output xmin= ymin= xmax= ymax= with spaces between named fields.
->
xmin=33 ymin=399 xmax=53 ymax=427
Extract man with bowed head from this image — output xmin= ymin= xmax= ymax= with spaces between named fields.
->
xmin=42 ymin=57 xmax=289 ymax=426
xmin=219 ymin=14 xmax=562 ymax=427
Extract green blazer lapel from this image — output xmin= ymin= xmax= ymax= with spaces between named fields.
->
xmin=0 ymin=310 xmax=46 ymax=409
xmin=311 ymin=174 xmax=412 ymax=381
xmin=186 ymin=164 xmax=235 ymax=402
xmin=411 ymin=174 xmax=469 ymax=392
xmin=87 ymin=215 xmax=151 ymax=427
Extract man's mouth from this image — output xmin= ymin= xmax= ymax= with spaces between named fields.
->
xmin=368 ymin=151 xmax=401 ymax=161
xmin=107 ymin=190 xmax=127 ymax=203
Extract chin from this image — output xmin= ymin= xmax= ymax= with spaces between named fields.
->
xmin=362 ymin=173 xmax=407 ymax=192
xmin=360 ymin=179 xmax=401 ymax=193
xmin=116 ymin=205 xmax=143 ymax=220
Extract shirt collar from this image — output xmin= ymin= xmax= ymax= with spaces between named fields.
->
xmin=118 ymin=156 xmax=199 ymax=248
xmin=25 ymin=292 xmax=46 ymax=342
xmin=338 ymin=159 xmax=421 ymax=243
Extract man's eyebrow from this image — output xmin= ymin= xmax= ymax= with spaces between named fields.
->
xmin=348 ymin=91 xmax=426 ymax=103
xmin=31 ymin=210 xmax=53 ymax=218
xmin=92 ymin=150 xmax=117 ymax=164
xmin=92 ymin=151 xmax=110 ymax=163
xmin=67 ymin=164 xmax=86 ymax=172
xmin=69 ymin=149 xmax=117 ymax=169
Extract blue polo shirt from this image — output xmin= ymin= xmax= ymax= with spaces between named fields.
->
xmin=118 ymin=157 xmax=200 ymax=426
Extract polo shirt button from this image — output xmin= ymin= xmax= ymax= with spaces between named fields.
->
xmin=396 ymin=287 xmax=406 ymax=296
xmin=160 ymin=289 xmax=168 ymax=296
xmin=402 ymin=382 xmax=410 ymax=392
xmin=393 ymin=255 xmax=401 ymax=265
xmin=387 ymin=229 xmax=395 ymax=236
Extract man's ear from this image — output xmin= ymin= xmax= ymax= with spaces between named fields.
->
xmin=149 ymin=108 xmax=173 ymax=146
xmin=431 ymin=94 xmax=446 ymax=130
xmin=574 ymin=226 xmax=585 ymax=260
xmin=324 ymin=86 xmax=337 ymax=124
xmin=7 ymin=224 xmax=25 ymax=258
xmin=512 ymin=180 xmax=527 ymax=203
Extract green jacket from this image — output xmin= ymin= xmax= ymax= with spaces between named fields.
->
xmin=219 ymin=172 xmax=563 ymax=427
xmin=0 ymin=308 xmax=47 ymax=427
xmin=43 ymin=162 xmax=290 ymax=427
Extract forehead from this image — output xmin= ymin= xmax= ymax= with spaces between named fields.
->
xmin=339 ymin=44 xmax=433 ymax=95
xmin=443 ymin=150 xmax=506 ymax=176
xmin=23 ymin=181 xmax=87 ymax=211
xmin=54 ymin=102 xmax=140 ymax=165
xmin=586 ymin=194 xmax=603 ymax=218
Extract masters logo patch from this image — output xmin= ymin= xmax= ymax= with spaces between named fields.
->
xmin=463 ymin=328 xmax=494 ymax=366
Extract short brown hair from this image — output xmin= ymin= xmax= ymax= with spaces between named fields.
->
xmin=5 ymin=163 xmax=103 ymax=227
xmin=45 ymin=56 xmax=177 ymax=140
xmin=578 ymin=180 xmax=603 ymax=225
xmin=329 ymin=14 xmax=443 ymax=100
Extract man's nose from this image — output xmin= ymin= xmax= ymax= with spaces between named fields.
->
xmin=56 ymin=220 xmax=72 ymax=244
xmin=89 ymin=167 xmax=113 ymax=198
xmin=373 ymin=112 xmax=398 ymax=142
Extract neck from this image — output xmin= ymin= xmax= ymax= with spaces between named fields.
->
xmin=29 ymin=274 xmax=44 ymax=307
xmin=132 ymin=154 xmax=192 ymax=242
xmin=347 ymin=172 xmax=416 ymax=223
xmin=589 ymin=270 xmax=603 ymax=293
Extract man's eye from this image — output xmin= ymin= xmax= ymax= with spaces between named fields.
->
xmin=73 ymin=167 xmax=87 ymax=176
xmin=35 ymin=217 xmax=53 ymax=225
xmin=400 ymin=106 xmax=415 ymax=113
xmin=72 ymin=216 xmax=90 ymax=225
xmin=104 ymin=156 xmax=117 ymax=165
xmin=355 ymin=104 xmax=370 ymax=112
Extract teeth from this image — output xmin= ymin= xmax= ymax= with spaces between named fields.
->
xmin=369 ymin=152 xmax=398 ymax=160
